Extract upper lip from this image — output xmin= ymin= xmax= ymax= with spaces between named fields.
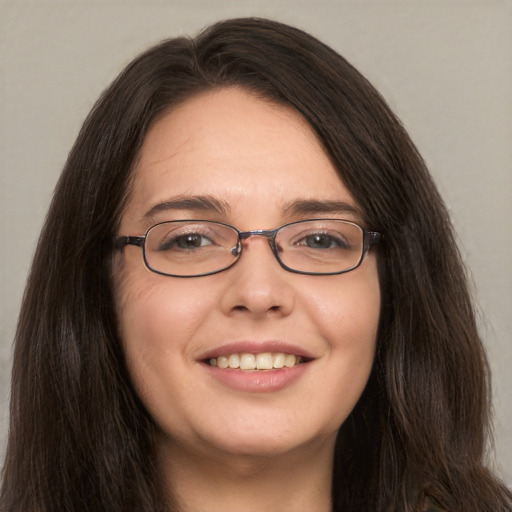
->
xmin=199 ymin=341 xmax=317 ymax=361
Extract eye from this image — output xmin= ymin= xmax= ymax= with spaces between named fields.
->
xmin=299 ymin=233 xmax=349 ymax=250
xmin=159 ymin=232 xmax=213 ymax=251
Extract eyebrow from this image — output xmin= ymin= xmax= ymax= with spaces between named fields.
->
xmin=142 ymin=196 xmax=362 ymax=225
xmin=283 ymin=199 xmax=362 ymax=218
xmin=143 ymin=195 xmax=230 ymax=223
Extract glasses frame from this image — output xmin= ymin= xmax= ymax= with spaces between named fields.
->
xmin=114 ymin=219 xmax=382 ymax=278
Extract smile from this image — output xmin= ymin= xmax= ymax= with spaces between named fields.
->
xmin=208 ymin=352 xmax=304 ymax=370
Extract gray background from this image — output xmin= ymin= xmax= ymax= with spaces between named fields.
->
xmin=1 ymin=0 xmax=511 ymax=485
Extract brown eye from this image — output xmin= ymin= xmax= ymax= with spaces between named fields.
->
xmin=303 ymin=233 xmax=348 ymax=250
xmin=159 ymin=233 xmax=213 ymax=251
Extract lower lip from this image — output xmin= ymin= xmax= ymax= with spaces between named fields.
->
xmin=202 ymin=362 xmax=310 ymax=393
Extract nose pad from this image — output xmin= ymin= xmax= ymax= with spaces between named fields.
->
xmin=232 ymin=231 xmax=280 ymax=261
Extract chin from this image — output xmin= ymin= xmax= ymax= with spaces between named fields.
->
xmin=196 ymin=418 xmax=338 ymax=462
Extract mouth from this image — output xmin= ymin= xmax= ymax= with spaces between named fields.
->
xmin=207 ymin=352 xmax=306 ymax=371
xmin=199 ymin=342 xmax=315 ymax=392
xmin=199 ymin=343 xmax=314 ymax=392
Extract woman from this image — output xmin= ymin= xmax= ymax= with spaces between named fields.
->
xmin=1 ymin=17 xmax=510 ymax=512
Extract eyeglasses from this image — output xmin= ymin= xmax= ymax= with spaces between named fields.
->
xmin=114 ymin=219 xmax=381 ymax=278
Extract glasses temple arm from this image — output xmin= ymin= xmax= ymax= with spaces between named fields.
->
xmin=113 ymin=236 xmax=145 ymax=250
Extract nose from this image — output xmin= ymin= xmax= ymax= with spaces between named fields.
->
xmin=219 ymin=235 xmax=295 ymax=318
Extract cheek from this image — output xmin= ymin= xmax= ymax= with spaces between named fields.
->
xmin=114 ymin=262 xmax=214 ymax=391
xmin=300 ymin=264 xmax=380 ymax=421
xmin=116 ymin=256 xmax=211 ymax=338
xmin=305 ymin=265 xmax=381 ymax=348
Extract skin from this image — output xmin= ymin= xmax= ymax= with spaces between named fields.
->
xmin=115 ymin=87 xmax=381 ymax=512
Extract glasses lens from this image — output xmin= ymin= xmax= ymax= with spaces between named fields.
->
xmin=276 ymin=220 xmax=364 ymax=274
xmin=144 ymin=221 xmax=239 ymax=276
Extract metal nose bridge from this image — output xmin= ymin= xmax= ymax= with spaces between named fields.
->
xmin=231 ymin=229 xmax=279 ymax=257
xmin=239 ymin=229 xmax=277 ymax=240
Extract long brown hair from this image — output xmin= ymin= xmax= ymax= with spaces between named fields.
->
xmin=1 ymin=18 xmax=510 ymax=512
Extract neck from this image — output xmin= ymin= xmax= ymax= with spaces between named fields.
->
xmin=157 ymin=435 xmax=335 ymax=512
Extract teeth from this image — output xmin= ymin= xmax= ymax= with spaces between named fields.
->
xmin=284 ymin=354 xmax=297 ymax=368
xmin=273 ymin=353 xmax=285 ymax=369
xmin=208 ymin=352 xmax=303 ymax=370
xmin=256 ymin=353 xmax=273 ymax=370
xmin=240 ymin=353 xmax=256 ymax=370
xmin=228 ymin=354 xmax=240 ymax=369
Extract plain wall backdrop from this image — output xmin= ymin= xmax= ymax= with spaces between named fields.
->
xmin=1 ymin=0 xmax=511 ymax=485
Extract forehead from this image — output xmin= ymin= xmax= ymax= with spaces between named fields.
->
xmin=123 ymin=87 xmax=359 ymax=228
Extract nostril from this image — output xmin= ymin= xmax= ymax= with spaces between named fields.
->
xmin=230 ymin=303 xmax=282 ymax=314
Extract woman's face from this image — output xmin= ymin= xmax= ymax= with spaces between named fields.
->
xmin=115 ymin=88 xmax=380 ymax=461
